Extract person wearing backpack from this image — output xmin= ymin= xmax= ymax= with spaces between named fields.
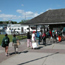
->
xmin=36 ymin=31 xmax=41 ymax=45
xmin=2 ymin=34 xmax=10 ymax=56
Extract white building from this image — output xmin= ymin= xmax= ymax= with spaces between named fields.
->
xmin=5 ymin=24 xmax=29 ymax=35
xmin=5 ymin=24 xmax=42 ymax=35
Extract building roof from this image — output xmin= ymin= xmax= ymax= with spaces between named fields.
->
xmin=22 ymin=8 xmax=65 ymax=25
xmin=7 ymin=24 xmax=28 ymax=27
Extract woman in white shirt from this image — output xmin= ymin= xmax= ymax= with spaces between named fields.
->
xmin=32 ymin=31 xmax=36 ymax=42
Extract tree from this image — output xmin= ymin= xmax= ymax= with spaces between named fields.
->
xmin=19 ymin=20 xmax=30 ymax=24
xmin=11 ymin=21 xmax=17 ymax=24
xmin=0 ymin=21 xmax=3 ymax=24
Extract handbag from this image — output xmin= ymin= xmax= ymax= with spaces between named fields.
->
xmin=17 ymin=40 xmax=20 ymax=46
xmin=12 ymin=42 xmax=17 ymax=46
xmin=32 ymin=42 xmax=38 ymax=48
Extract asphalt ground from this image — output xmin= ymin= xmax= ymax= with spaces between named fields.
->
xmin=0 ymin=38 xmax=65 ymax=65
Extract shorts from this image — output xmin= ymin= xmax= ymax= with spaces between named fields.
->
xmin=5 ymin=44 xmax=9 ymax=47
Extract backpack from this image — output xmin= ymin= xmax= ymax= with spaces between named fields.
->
xmin=42 ymin=33 xmax=46 ymax=38
xmin=63 ymin=27 xmax=65 ymax=32
xmin=36 ymin=32 xmax=40 ymax=38
xmin=4 ymin=38 xmax=9 ymax=44
xmin=48 ymin=32 xmax=50 ymax=36
xmin=63 ymin=27 xmax=65 ymax=34
xmin=1 ymin=37 xmax=9 ymax=48
xmin=1 ymin=39 xmax=6 ymax=48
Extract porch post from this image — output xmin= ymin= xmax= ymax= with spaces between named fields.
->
xmin=36 ymin=25 xmax=37 ymax=32
xmin=29 ymin=25 xmax=30 ymax=33
xmin=44 ymin=25 xmax=45 ymax=33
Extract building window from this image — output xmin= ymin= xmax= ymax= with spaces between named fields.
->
xmin=9 ymin=28 xmax=11 ymax=30
xmin=18 ymin=28 xmax=20 ymax=30
xmin=31 ymin=27 xmax=36 ymax=29
xmin=27 ymin=28 xmax=29 ymax=30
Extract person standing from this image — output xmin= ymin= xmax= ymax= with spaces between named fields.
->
xmin=49 ymin=29 xmax=52 ymax=37
xmin=42 ymin=32 xmax=46 ymax=46
xmin=32 ymin=31 xmax=36 ymax=42
xmin=27 ymin=32 xmax=32 ymax=48
xmin=12 ymin=34 xmax=18 ymax=54
xmin=52 ymin=30 xmax=56 ymax=43
xmin=32 ymin=31 xmax=38 ymax=49
xmin=39 ymin=31 xmax=42 ymax=42
xmin=2 ymin=34 xmax=10 ymax=56
xmin=49 ymin=29 xmax=53 ymax=43
xmin=36 ymin=31 xmax=40 ymax=45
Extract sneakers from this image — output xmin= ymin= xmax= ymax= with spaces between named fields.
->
xmin=5 ymin=53 xmax=8 ymax=56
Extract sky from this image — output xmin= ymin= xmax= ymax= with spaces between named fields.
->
xmin=0 ymin=0 xmax=65 ymax=23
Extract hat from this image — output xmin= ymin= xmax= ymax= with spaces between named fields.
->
xmin=33 ymin=31 xmax=35 ymax=33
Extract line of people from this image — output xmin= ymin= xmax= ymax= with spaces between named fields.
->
xmin=26 ymin=29 xmax=62 ymax=49
xmin=1 ymin=34 xmax=19 ymax=56
xmin=1 ymin=29 xmax=60 ymax=56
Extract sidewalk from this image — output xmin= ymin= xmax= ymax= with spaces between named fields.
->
xmin=0 ymin=39 xmax=27 ymax=63
xmin=0 ymin=39 xmax=65 ymax=65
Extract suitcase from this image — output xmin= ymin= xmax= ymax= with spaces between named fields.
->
xmin=58 ymin=36 xmax=61 ymax=42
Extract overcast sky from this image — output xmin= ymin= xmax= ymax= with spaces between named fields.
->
xmin=0 ymin=0 xmax=65 ymax=23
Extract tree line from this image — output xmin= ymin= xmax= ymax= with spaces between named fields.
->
xmin=0 ymin=21 xmax=17 ymax=24
xmin=0 ymin=20 xmax=29 ymax=24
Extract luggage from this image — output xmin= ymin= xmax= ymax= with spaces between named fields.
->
xmin=32 ymin=42 xmax=38 ymax=49
xmin=58 ymin=36 xmax=61 ymax=42
xmin=56 ymin=36 xmax=61 ymax=42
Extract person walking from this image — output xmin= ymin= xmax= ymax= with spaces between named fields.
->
xmin=27 ymin=32 xmax=32 ymax=48
xmin=2 ymin=34 xmax=10 ymax=56
xmin=12 ymin=34 xmax=18 ymax=54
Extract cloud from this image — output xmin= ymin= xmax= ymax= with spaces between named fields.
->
xmin=46 ymin=8 xmax=52 ymax=11
xmin=0 ymin=10 xmax=2 ymax=12
xmin=40 ymin=12 xmax=43 ymax=14
xmin=16 ymin=10 xmax=24 ymax=14
xmin=0 ymin=10 xmax=39 ymax=22
xmin=16 ymin=9 xmax=39 ymax=19
xmin=21 ymin=4 xmax=24 ymax=6
xmin=0 ymin=14 xmax=22 ymax=21
xmin=0 ymin=10 xmax=42 ymax=22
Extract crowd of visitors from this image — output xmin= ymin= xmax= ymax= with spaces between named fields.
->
xmin=1 ymin=28 xmax=65 ymax=56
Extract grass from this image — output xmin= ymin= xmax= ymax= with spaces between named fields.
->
xmin=16 ymin=35 xmax=27 ymax=40
xmin=0 ymin=34 xmax=13 ymax=45
xmin=0 ymin=34 xmax=27 ymax=45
